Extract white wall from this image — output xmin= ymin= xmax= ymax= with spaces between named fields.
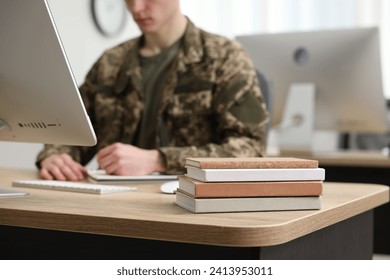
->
xmin=0 ymin=0 xmax=139 ymax=169
xmin=48 ymin=0 xmax=139 ymax=85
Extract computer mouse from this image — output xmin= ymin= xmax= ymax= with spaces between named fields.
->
xmin=160 ymin=180 xmax=179 ymax=194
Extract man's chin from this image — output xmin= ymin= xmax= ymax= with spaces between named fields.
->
xmin=139 ymin=27 xmax=159 ymax=35
xmin=136 ymin=20 xmax=157 ymax=33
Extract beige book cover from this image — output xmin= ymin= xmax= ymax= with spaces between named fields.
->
xmin=185 ymin=157 xmax=319 ymax=169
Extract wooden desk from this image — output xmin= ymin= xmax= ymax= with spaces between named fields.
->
xmin=269 ymin=149 xmax=390 ymax=167
xmin=301 ymin=150 xmax=390 ymax=167
xmin=273 ymin=150 xmax=390 ymax=254
xmin=0 ymin=168 xmax=388 ymax=260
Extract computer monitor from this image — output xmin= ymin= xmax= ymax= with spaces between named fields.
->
xmin=0 ymin=0 xmax=97 ymax=146
xmin=236 ymin=27 xmax=389 ymax=151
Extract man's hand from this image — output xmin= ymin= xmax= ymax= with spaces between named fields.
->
xmin=39 ymin=154 xmax=87 ymax=181
xmin=97 ymin=143 xmax=166 ymax=175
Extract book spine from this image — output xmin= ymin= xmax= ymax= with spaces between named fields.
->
xmin=181 ymin=182 xmax=323 ymax=198
xmin=186 ymin=167 xmax=325 ymax=182
xmin=185 ymin=160 xmax=319 ymax=169
xmin=175 ymin=193 xmax=321 ymax=213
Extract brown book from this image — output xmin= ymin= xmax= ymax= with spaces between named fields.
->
xmin=185 ymin=157 xmax=319 ymax=169
xmin=178 ymin=175 xmax=323 ymax=198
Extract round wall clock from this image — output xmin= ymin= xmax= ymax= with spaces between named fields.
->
xmin=91 ymin=0 xmax=127 ymax=37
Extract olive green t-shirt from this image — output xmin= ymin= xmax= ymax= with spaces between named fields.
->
xmin=133 ymin=39 xmax=181 ymax=149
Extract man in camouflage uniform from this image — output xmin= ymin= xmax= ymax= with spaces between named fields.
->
xmin=37 ymin=0 xmax=269 ymax=181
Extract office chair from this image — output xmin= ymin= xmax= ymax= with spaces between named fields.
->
xmin=256 ymin=69 xmax=272 ymax=134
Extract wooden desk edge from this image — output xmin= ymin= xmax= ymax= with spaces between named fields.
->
xmin=1 ymin=185 xmax=388 ymax=248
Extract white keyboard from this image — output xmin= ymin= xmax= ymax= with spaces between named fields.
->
xmin=12 ymin=180 xmax=137 ymax=195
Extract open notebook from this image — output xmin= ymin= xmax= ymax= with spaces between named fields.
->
xmin=87 ymin=170 xmax=177 ymax=182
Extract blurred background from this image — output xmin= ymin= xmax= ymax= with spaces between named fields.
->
xmin=1 ymin=0 xmax=389 ymax=168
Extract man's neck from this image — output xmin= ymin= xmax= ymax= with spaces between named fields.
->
xmin=140 ymin=15 xmax=187 ymax=57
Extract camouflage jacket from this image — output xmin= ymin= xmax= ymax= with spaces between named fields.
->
xmin=36 ymin=20 xmax=269 ymax=174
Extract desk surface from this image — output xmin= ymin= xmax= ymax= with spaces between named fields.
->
xmin=0 ymin=168 xmax=388 ymax=247
xmin=309 ymin=151 xmax=390 ymax=167
xmin=270 ymin=149 xmax=390 ymax=168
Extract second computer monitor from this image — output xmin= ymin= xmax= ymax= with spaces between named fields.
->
xmin=237 ymin=27 xmax=389 ymax=135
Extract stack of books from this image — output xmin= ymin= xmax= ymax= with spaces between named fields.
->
xmin=175 ymin=157 xmax=325 ymax=213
